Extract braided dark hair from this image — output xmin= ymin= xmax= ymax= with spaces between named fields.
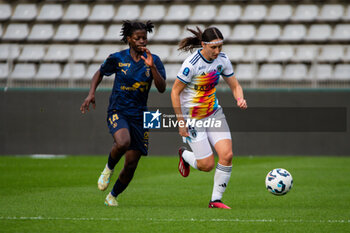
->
xmin=120 ymin=20 xmax=154 ymax=43
xmin=178 ymin=27 xmax=224 ymax=52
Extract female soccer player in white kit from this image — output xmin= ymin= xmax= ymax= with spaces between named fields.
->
xmin=171 ymin=27 xmax=247 ymax=209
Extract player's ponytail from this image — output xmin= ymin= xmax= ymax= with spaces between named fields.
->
xmin=178 ymin=26 xmax=203 ymax=52
xmin=121 ymin=20 xmax=133 ymax=43
xmin=178 ymin=27 xmax=224 ymax=52
xmin=121 ymin=20 xmax=154 ymax=43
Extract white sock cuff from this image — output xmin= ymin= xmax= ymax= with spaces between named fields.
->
xmin=105 ymin=164 xmax=113 ymax=171
xmin=183 ymin=150 xmax=198 ymax=170
xmin=216 ymin=163 xmax=232 ymax=173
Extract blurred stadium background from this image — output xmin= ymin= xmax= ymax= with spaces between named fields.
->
xmin=0 ymin=0 xmax=349 ymax=155
xmin=0 ymin=0 xmax=350 ymax=88
xmin=1 ymin=3 xmax=349 ymax=232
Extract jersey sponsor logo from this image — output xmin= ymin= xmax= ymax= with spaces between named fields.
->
xmin=132 ymin=81 xmax=149 ymax=92
xmin=118 ymin=62 xmax=131 ymax=68
xmin=194 ymin=83 xmax=216 ymax=91
xmin=183 ymin=67 xmax=190 ymax=76
xmin=120 ymin=81 xmax=149 ymax=92
xmin=119 ymin=63 xmax=131 ymax=75
xmin=198 ymin=66 xmax=206 ymax=70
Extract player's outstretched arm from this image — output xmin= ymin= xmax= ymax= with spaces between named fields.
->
xmin=141 ymin=47 xmax=166 ymax=93
xmin=223 ymin=75 xmax=247 ymax=109
xmin=80 ymin=70 xmax=104 ymax=114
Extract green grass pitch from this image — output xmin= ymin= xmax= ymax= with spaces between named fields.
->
xmin=0 ymin=155 xmax=349 ymax=233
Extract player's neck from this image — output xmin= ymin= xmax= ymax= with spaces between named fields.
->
xmin=129 ymin=48 xmax=143 ymax=62
xmin=200 ymin=49 xmax=214 ymax=62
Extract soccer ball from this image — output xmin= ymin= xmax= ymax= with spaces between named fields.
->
xmin=265 ymin=168 xmax=293 ymax=195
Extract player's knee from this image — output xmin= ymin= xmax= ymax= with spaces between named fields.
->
xmin=115 ymin=140 xmax=130 ymax=153
xmin=219 ymin=151 xmax=233 ymax=166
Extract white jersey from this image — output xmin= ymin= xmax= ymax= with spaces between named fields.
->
xmin=177 ymin=49 xmax=234 ymax=119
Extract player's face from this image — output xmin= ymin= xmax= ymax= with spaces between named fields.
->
xmin=128 ymin=29 xmax=148 ymax=53
xmin=202 ymin=39 xmax=223 ymax=61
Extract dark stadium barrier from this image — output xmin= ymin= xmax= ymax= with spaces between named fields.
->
xmin=0 ymin=88 xmax=349 ymax=156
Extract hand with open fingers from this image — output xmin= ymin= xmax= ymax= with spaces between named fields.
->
xmin=80 ymin=95 xmax=96 ymax=114
xmin=140 ymin=47 xmax=154 ymax=67
xmin=237 ymin=98 xmax=247 ymax=109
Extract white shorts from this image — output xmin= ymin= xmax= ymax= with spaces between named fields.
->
xmin=182 ymin=107 xmax=232 ymax=160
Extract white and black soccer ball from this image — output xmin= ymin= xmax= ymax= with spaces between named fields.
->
xmin=265 ymin=168 xmax=293 ymax=195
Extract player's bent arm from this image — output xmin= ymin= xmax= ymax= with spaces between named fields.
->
xmin=150 ymin=65 xmax=166 ymax=93
xmin=171 ymin=79 xmax=189 ymax=137
xmin=140 ymin=48 xmax=166 ymax=93
xmin=88 ymin=70 xmax=104 ymax=96
xmin=223 ymin=75 xmax=247 ymax=109
xmin=80 ymin=70 xmax=104 ymax=114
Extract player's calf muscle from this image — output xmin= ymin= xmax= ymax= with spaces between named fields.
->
xmin=197 ymin=156 xmax=215 ymax=172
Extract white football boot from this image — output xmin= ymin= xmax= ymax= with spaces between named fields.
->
xmin=98 ymin=165 xmax=113 ymax=191
xmin=104 ymin=193 xmax=118 ymax=207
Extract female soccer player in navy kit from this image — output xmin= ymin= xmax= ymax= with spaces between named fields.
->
xmin=80 ymin=21 xmax=166 ymax=206
xmin=171 ymin=27 xmax=247 ymax=209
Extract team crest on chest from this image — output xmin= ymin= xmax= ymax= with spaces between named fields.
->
xmin=216 ymin=65 xmax=223 ymax=74
xmin=145 ymin=67 xmax=150 ymax=77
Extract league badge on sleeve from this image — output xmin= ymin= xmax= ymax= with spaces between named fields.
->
xmin=183 ymin=67 xmax=190 ymax=76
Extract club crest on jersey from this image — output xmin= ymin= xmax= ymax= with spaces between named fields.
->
xmin=188 ymin=125 xmax=197 ymax=138
xmin=145 ymin=68 xmax=150 ymax=77
xmin=216 ymin=65 xmax=223 ymax=74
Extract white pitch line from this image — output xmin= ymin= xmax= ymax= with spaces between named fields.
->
xmin=30 ymin=154 xmax=66 ymax=159
xmin=0 ymin=216 xmax=349 ymax=224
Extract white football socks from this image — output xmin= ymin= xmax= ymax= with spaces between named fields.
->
xmin=211 ymin=163 xmax=232 ymax=201
xmin=182 ymin=150 xmax=198 ymax=170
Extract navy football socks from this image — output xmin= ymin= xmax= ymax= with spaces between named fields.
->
xmin=111 ymin=179 xmax=128 ymax=197
xmin=107 ymin=153 xmax=118 ymax=170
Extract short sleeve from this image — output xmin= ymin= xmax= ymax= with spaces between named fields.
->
xmin=177 ymin=61 xmax=194 ymax=84
xmin=153 ymin=55 xmax=166 ymax=80
xmin=100 ymin=54 xmax=118 ymax=76
xmin=221 ymin=54 xmax=234 ymax=77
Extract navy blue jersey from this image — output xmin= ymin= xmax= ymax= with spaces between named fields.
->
xmin=100 ymin=49 xmax=166 ymax=116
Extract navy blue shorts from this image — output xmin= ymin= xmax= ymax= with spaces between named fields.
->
xmin=107 ymin=111 xmax=149 ymax=155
